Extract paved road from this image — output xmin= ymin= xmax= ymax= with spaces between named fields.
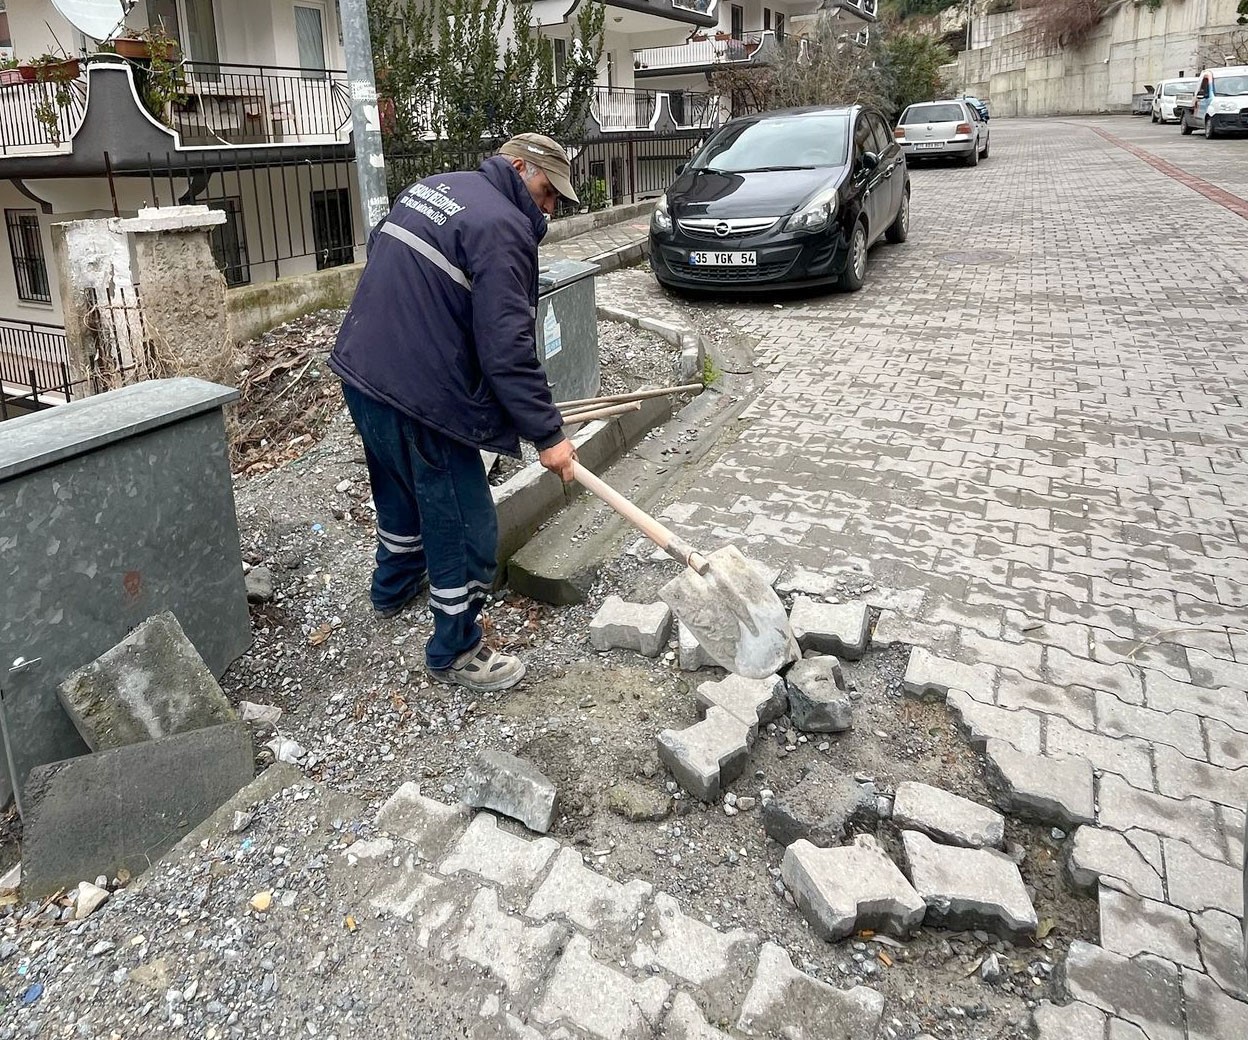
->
xmin=600 ymin=116 xmax=1248 ymax=1038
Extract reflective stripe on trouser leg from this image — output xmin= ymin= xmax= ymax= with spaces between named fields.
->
xmin=340 ymin=385 xmax=429 ymax=611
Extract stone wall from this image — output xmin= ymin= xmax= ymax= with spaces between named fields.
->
xmin=950 ymin=0 xmax=1244 ymax=117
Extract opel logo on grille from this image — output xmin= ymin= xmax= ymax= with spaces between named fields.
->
xmin=714 ymin=221 xmax=731 ymax=237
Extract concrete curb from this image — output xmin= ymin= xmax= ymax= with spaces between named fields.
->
xmin=597 ymin=303 xmax=706 ymax=383
xmin=542 ymin=200 xmax=654 ymax=246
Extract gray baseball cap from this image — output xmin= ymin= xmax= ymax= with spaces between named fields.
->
xmin=499 ymin=133 xmax=579 ymax=204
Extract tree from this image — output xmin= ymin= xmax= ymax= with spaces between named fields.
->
xmin=367 ymin=0 xmax=604 ymax=194
xmin=879 ymin=31 xmax=954 ymax=114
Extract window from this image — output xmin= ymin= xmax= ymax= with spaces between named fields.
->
xmin=5 ymin=210 xmax=51 ymax=304
xmin=0 ymin=1 xmax=12 ymax=60
xmin=730 ymin=5 xmax=743 ymax=40
xmin=775 ymin=12 xmax=785 ymax=40
xmin=553 ymin=38 xmax=567 ymax=87
xmin=868 ymin=114 xmax=892 ymax=154
xmin=310 ymin=188 xmax=354 ymax=270
xmin=691 ymin=113 xmax=850 ymax=172
xmin=763 ymin=7 xmax=771 ymax=30
xmin=146 ymin=0 xmax=219 ymax=62
xmin=295 ymin=4 xmax=328 ymax=80
xmin=208 ymin=199 xmax=250 ymax=287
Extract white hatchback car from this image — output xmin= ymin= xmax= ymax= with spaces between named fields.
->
xmin=1152 ymin=78 xmax=1199 ymax=123
xmin=895 ymin=100 xmax=989 ymax=167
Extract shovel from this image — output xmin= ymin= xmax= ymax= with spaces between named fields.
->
xmin=572 ymin=462 xmax=798 ymax=679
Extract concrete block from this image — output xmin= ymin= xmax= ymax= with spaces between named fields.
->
xmin=1098 ymin=884 xmax=1201 ymax=970
xmin=438 ymin=813 xmax=558 ymax=897
xmin=737 ymin=942 xmax=884 ymax=1040
xmin=442 ymin=887 xmax=569 ymax=996
xmin=1030 ymin=1000 xmax=1108 ymax=1040
xmin=892 ymin=781 xmax=1005 ymax=849
xmin=1060 ymin=940 xmax=1184 ymax=1040
xmin=57 ymin=611 xmax=236 ymax=751
xmin=374 ymin=782 xmax=470 ymax=863
xmin=947 ymin=690 xmax=1043 ymax=754
xmin=535 ymin=933 xmax=669 ymax=1040
xmin=1162 ymin=837 xmax=1244 ymax=917
xmin=589 ymin=596 xmax=672 ymax=657
xmin=21 ymin=721 xmax=253 ymax=897
xmin=785 ymin=656 xmax=852 ymax=733
xmin=664 ymin=992 xmax=734 ymax=1040
xmin=694 ymin=673 xmax=787 ymax=736
xmin=984 ymin=739 xmax=1096 ymax=828
xmin=904 ymin=646 xmax=996 ymax=703
xmin=902 ymin=830 xmax=1038 ymax=940
xmin=525 ymin=846 xmax=652 ymax=951
xmin=460 ymin=750 xmax=558 ymax=834
xmin=762 ymin=763 xmax=877 ymax=847
xmin=781 ymin=835 xmax=926 ymax=942
xmin=789 ymin=597 xmax=870 ymax=659
xmin=1066 ymin=826 xmax=1165 ymax=900
xmin=657 ymin=706 xmax=751 ymax=802
xmin=678 ymin=622 xmax=716 ymax=672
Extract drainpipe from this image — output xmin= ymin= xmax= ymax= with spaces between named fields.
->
xmin=340 ymin=0 xmax=390 ymax=244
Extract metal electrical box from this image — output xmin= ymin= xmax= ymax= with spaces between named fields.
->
xmin=536 ymin=259 xmax=599 ymax=404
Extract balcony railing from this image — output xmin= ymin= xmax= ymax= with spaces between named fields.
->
xmin=0 ymin=72 xmax=87 ymax=155
xmin=591 ymin=86 xmax=659 ymax=131
xmin=171 ymin=62 xmax=352 ymax=146
xmin=671 ymin=0 xmax=720 ymax=15
xmin=634 ymin=30 xmax=801 ymax=73
xmin=0 ymin=317 xmax=72 ymax=402
xmin=668 ymin=90 xmax=720 ymax=130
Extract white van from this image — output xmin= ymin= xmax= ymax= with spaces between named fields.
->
xmin=1151 ymin=77 xmax=1199 ymax=124
xmin=1178 ymin=65 xmax=1248 ymax=138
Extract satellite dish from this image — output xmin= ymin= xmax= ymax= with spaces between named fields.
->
xmin=50 ymin=0 xmax=133 ymax=42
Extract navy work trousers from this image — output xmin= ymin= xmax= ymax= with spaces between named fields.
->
xmin=342 ymin=384 xmax=496 ymax=670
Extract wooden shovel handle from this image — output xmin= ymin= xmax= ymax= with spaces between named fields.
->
xmin=572 ymin=462 xmax=709 ymax=574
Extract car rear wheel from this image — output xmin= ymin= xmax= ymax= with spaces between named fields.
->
xmin=1151 ymin=111 xmax=1159 ymax=123
xmin=1205 ymin=117 xmax=1218 ymax=139
xmin=979 ymin=136 xmax=990 ymax=159
xmin=1181 ymin=118 xmax=1195 ymax=135
xmin=838 ymin=222 xmax=868 ymax=293
xmin=964 ymin=146 xmax=979 ymax=167
xmin=886 ymin=188 xmax=910 ymax=244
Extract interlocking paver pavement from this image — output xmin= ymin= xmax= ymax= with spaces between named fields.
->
xmin=598 ymin=117 xmax=1248 ymax=1036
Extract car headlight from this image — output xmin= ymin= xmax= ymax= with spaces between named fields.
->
xmin=652 ymin=196 xmax=672 ymax=233
xmin=785 ymin=187 xmax=838 ymax=233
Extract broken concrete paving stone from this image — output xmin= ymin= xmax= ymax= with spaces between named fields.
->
xmin=678 ymin=622 xmax=716 ymax=672
xmin=788 ymin=597 xmax=870 ymax=660
xmin=657 ymin=706 xmax=751 ymax=803
xmin=983 ymin=739 xmax=1095 ymax=830
xmin=892 ymin=781 xmax=1005 ymax=850
xmin=589 ymin=596 xmax=673 ymax=658
xmin=460 ymin=749 xmax=558 ymax=834
xmin=784 ymin=656 xmax=852 ymax=733
xmin=762 ymin=763 xmax=878 ymax=847
xmin=56 ymin=611 xmax=238 ymax=752
xmin=239 ymin=701 xmax=283 ymax=727
xmin=694 ymin=673 xmax=787 ymax=737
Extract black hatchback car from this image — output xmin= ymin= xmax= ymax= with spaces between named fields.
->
xmin=649 ymin=105 xmax=909 ymax=293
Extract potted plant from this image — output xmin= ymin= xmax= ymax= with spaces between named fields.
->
xmin=98 ymin=27 xmax=184 ymax=125
xmin=20 ymin=52 xmax=83 ymax=144
xmin=104 ymin=26 xmax=179 ymax=63
xmin=0 ymin=57 xmax=22 ymax=86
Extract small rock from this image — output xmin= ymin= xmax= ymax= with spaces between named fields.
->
xmin=250 ymin=891 xmax=273 ymax=913
xmin=737 ymin=796 xmax=757 ymax=811
xmin=335 ymin=479 xmax=352 ymax=493
xmin=606 ymin=783 xmax=673 ymax=822
xmin=244 ymin=566 xmax=275 ymax=604
xmin=230 ymin=810 xmax=255 ymax=834
xmin=785 ymin=656 xmax=852 ymax=733
xmin=73 ymin=881 xmax=110 ymax=920
xmin=460 ymin=749 xmax=558 ymax=833
xmin=980 ymin=953 xmax=1004 ymax=983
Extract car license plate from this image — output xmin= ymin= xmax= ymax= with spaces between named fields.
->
xmin=689 ymin=251 xmax=756 ymax=267
xmin=913 ymin=142 xmax=943 ymax=149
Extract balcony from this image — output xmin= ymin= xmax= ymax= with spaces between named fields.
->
xmin=588 ymin=86 xmax=719 ymax=132
xmin=634 ymin=30 xmax=802 ymax=76
xmin=826 ymin=0 xmax=878 ymax=23
xmin=0 ymin=70 xmax=88 ymax=155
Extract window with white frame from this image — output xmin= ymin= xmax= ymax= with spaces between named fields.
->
xmin=295 ymin=4 xmax=329 ymax=80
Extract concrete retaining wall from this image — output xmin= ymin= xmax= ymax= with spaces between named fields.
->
xmin=951 ymin=0 xmax=1243 ymax=117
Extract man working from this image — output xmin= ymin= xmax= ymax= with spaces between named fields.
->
xmin=328 ymin=134 xmax=579 ymax=694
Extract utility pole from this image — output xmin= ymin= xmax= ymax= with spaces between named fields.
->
xmin=339 ymin=0 xmax=391 ymax=240
xmin=966 ymin=0 xmax=973 ymax=51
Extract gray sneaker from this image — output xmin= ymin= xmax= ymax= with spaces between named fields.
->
xmin=428 ymin=643 xmax=526 ymax=693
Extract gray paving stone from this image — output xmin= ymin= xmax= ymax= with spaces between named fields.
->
xmin=1183 ymin=967 xmax=1248 ymax=1040
xmin=1045 ymin=717 xmax=1155 ymax=790
xmin=1192 ymin=908 xmax=1248 ymax=1001
xmin=904 ymin=646 xmax=996 ymax=703
xmin=374 ymin=781 xmax=471 ymax=863
xmin=788 ymin=597 xmax=870 ymax=659
xmin=736 ymin=942 xmax=884 ymax=1040
xmin=442 ymin=887 xmax=569 ymax=998
xmin=947 ymin=690 xmax=1043 ymax=754
xmin=984 ymin=739 xmax=1095 ymax=828
xmin=460 ymin=750 xmax=558 ymax=834
xmin=1162 ymin=837 xmax=1244 ymax=917
xmin=1096 ymin=774 xmax=1228 ymax=863
xmin=694 ymin=673 xmax=787 ymax=736
xmin=657 ymin=705 xmax=752 ymax=802
xmin=438 ymin=813 xmax=558 ymax=897
xmin=762 ymin=763 xmax=877 ymax=847
xmin=781 ymin=835 xmax=926 ymax=941
xmin=1066 ymin=826 xmax=1164 ymax=901
xmin=901 ymin=830 xmax=1038 ymax=940
xmin=872 ymin=610 xmax=958 ymax=652
xmin=678 ymin=622 xmax=716 ymax=672
xmin=892 ymin=781 xmax=1005 ymax=849
xmin=1153 ymin=744 xmax=1248 ymax=809
xmin=663 ymin=992 xmax=733 ymax=1040
xmin=1205 ymin=717 xmax=1248 ymax=769
xmin=535 ymin=933 xmax=669 ymax=1040
xmin=784 ymin=655 xmax=852 ymax=733
xmin=525 ymin=847 xmax=652 ymax=952
xmin=1096 ymin=883 xmax=1201 ymax=969
xmin=588 ymin=596 xmax=672 ymax=657
xmin=1060 ymin=940 xmax=1183 ymax=1040
xmin=1093 ymin=692 xmax=1206 ymax=761
xmin=1030 ymin=1000 xmax=1107 ymax=1040
xmin=1106 ymin=1018 xmax=1149 ymax=1040
xmin=368 ymin=862 xmax=473 ymax=948
xmin=56 ymin=610 xmax=236 ymax=751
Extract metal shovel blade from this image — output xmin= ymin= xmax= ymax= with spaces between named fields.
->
xmin=660 ymin=545 xmax=798 ymax=679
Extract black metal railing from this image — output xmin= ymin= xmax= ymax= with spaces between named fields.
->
xmin=0 ymin=71 xmax=87 ymax=154
xmin=668 ymin=91 xmax=720 ymax=129
xmin=171 ymin=62 xmax=352 ymax=146
xmin=0 ymin=317 xmax=73 ymax=416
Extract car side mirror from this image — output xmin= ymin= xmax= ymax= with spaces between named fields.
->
xmin=1144 ymin=84 xmax=1155 ymax=93
xmin=675 ymin=163 xmax=685 ymax=174
xmin=860 ymin=152 xmax=879 ymax=172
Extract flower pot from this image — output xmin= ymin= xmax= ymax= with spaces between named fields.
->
xmin=28 ymin=58 xmax=81 ymax=83
xmin=0 ymin=68 xmax=24 ymax=86
xmin=111 ymin=38 xmax=178 ymax=61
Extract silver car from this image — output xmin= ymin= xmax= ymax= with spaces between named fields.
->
xmin=895 ymin=100 xmax=990 ymax=167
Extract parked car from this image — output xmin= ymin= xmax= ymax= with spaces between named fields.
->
xmin=961 ymin=94 xmax=990 ymax=121
xmin=1178 ymin=65 xmax=1248 ymax=137
xmin=648 ymin=105 xmax=910 ymax=293
xmin=1152 ymin=77 xmax=1199 ymax=123
xmin=895 ymin=100 xmax=990 ymax=166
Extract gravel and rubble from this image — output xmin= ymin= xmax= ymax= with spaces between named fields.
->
xmin=0 ymin=277 xmax=1096 ymax=1038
